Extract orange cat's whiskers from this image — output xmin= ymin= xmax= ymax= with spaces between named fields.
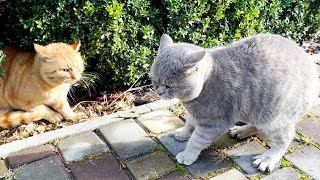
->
xmin=76 ymin=73 xmax=98 ymax=97
xmin=68 ymin=86 xmax=77 ymax=103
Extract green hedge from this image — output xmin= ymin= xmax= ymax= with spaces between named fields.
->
xmin=1 ymin=0 xmax=319 ymax=89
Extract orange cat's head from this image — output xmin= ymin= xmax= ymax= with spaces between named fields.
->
xmin=34 ymin=41 xmax=84 ymax=86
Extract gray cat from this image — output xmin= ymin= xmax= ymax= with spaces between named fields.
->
xmin=150 ymin=34 xmax=319 ymax=172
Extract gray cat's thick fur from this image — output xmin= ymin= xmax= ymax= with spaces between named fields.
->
xmin=150 ymin=34 xmax=319 ymax=172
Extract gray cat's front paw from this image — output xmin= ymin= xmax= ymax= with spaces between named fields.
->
xmin=252 ymin=154 xmax=278 ymax=172
xmin=173 ymin=129 xmax=191 ymax=141
xmin=176 ymin=151 xmax=198 ymax=165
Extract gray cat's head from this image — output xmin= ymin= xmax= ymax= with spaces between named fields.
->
xmin=150 ymin=34 xmax=207 ymax=102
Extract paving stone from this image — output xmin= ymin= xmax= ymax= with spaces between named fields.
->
xmin=158 ymin=131 xmax=230 ymax=177
xmin=114 ymin=105 xmax=152 ymax=117
xmin=158 ymin=131 xmax=188 ymax=156
xmin=98 ymin=119 xmax=158 ymax=160
xmin=296 ymin=118 xmax=320 ymax=144
xmin=146 ymin=99 xmax=179 ymax=111
xmin=213 ymin=133 xmax=243 ymax=149
xmin=185 ymin=149 xmax=230 ymax=178
xmin=266 ymin=137 xmax=302 ymax=150
xmin=226 ymin=141 xmax=266 ymax=175
xmin=69 ymin=153 xmax=130 ymax=180
xmin=58 ymin=131 xmax=108 ymax=162
xmin=209 ymin=169 xmax=247 ymax=180
xmin=137 ymin=109 xmax=184 ymax=134
xmin=14 ymin=156 xmax=71 ymax=180
xmin=0 ymin=160 xmax=8 ymax=174
xmin=131 ymin=104 xmax=152 ymax=114
xmin=260 ymin=167 xmax=300 ymax=180
xmin=159 ymin=171 xmax=190 ymax=180
xmin=6 ymin=144 xmax=55 ymax=168
xmin=126 ymin=151 xmax=176 ymax=180
xmin=285 ymin=145 xmax=320 ymax=179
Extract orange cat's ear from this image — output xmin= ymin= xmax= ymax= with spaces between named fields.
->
xmin=34 ymin=44 xmax=48 ymax=59
xmin=70 ymin=40 xmax=81 ymax=52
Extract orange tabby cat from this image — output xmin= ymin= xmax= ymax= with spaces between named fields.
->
xmin=0 ymin=41 xmax=84 ymax=129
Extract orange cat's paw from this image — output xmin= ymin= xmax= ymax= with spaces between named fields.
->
xmin=45 ymin=112 xmax=64 ymax=123
xmin=65 ymin=112 xmax=87 ymax=122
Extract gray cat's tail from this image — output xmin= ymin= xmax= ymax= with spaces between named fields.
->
xmin=309 ymin=54 xmax=320 ymax=63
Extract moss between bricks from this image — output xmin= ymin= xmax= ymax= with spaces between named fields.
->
xmin=296 ymin=169 xmax=313 ymax=180
xmin=296 ymin=132 xmax=320 ymax=150
xmin=72 ymin=150 xmax=109 ymax=163
xmin=175 ymin=165 xmax=188 ymax=174
xmin=173 ymin=102 xmax=184 ymax=116
xmin=156 ymin=146 xmax=166 ymax=152
xmin=278 ymin=159 xmax=313 ymax=179
xmin=48 ymin=138 xmax=62 ymax=147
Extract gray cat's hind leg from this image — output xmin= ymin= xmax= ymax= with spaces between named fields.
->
xmin=174 ymin=114 xmax=195 ymax=141
xmin=229 ymin=124 xmax=259 ymax=139
xmin=253 ymin=124 xmax=294 ymax=172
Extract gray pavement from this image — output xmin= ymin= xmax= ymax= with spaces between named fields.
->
xmin=0 ymin=100 xmax=319 ymax=179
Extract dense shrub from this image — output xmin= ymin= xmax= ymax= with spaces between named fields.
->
xmin=164 ymin=0 xmax=320 ymax=47
xmin=0 ymin=0 xmax=162 ymax=89
xmin=0 ymin=0 xmax=319 ymax=90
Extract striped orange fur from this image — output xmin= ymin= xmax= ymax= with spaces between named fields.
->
xmin=0 ymin=41 xmax=84 ymax=129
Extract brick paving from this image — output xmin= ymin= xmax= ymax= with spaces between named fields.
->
xmin=1 ymin=100 xmax=319 ymax=179
xmin=14 ymin=156 xmax=72 ymax=180
xmin=97 ymin=119 xmax=158 ymax=160
xmin=209 ymin=169 xmax=247 ymax=180
xmin=6 ymin=144 xmax=55 ymax=168
xmin=226 ymin=141 xmax=267 ymax=176
xmin=296 ymin=118 xmax=320 ymax=144
xmin=69 ymin=153 xmax=130 ymax=180
xmin=57 ymin=131 xmax=108 ymax=162
xmin=126 ymin=151 xmax=176 ymax=180
xmin=260 ymin=167 xmax=300 ymax=180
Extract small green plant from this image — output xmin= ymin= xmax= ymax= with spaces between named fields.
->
xmin=173 ymin=102 xmax=184 ymax=116
xmin=156 ymin=146 xmax=166 ymax=152
xmin=281 ymin=159 xmax=294 ymax=168
xmin=48 ymin=138 xmax=62 ymax=147
xmin=176 ymin=164 xmax=188 ymax=173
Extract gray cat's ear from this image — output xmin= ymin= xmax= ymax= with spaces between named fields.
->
xmin=190 ymin=50 xmax=206 ymax=63
xmin=183 ymin=50 xmax=206 ymax=74
xmin=34 ymin=43 xmax=49 ymax=59
xmin=159 ymin=34 xmax=173 ymax=50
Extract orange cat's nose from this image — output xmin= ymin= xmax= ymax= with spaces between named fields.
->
xmin=70 ymin=73 xmax=77 ymax=80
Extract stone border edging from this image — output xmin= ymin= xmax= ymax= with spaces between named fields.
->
xmin=0 ymin=99 xmax=179 ymax=158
